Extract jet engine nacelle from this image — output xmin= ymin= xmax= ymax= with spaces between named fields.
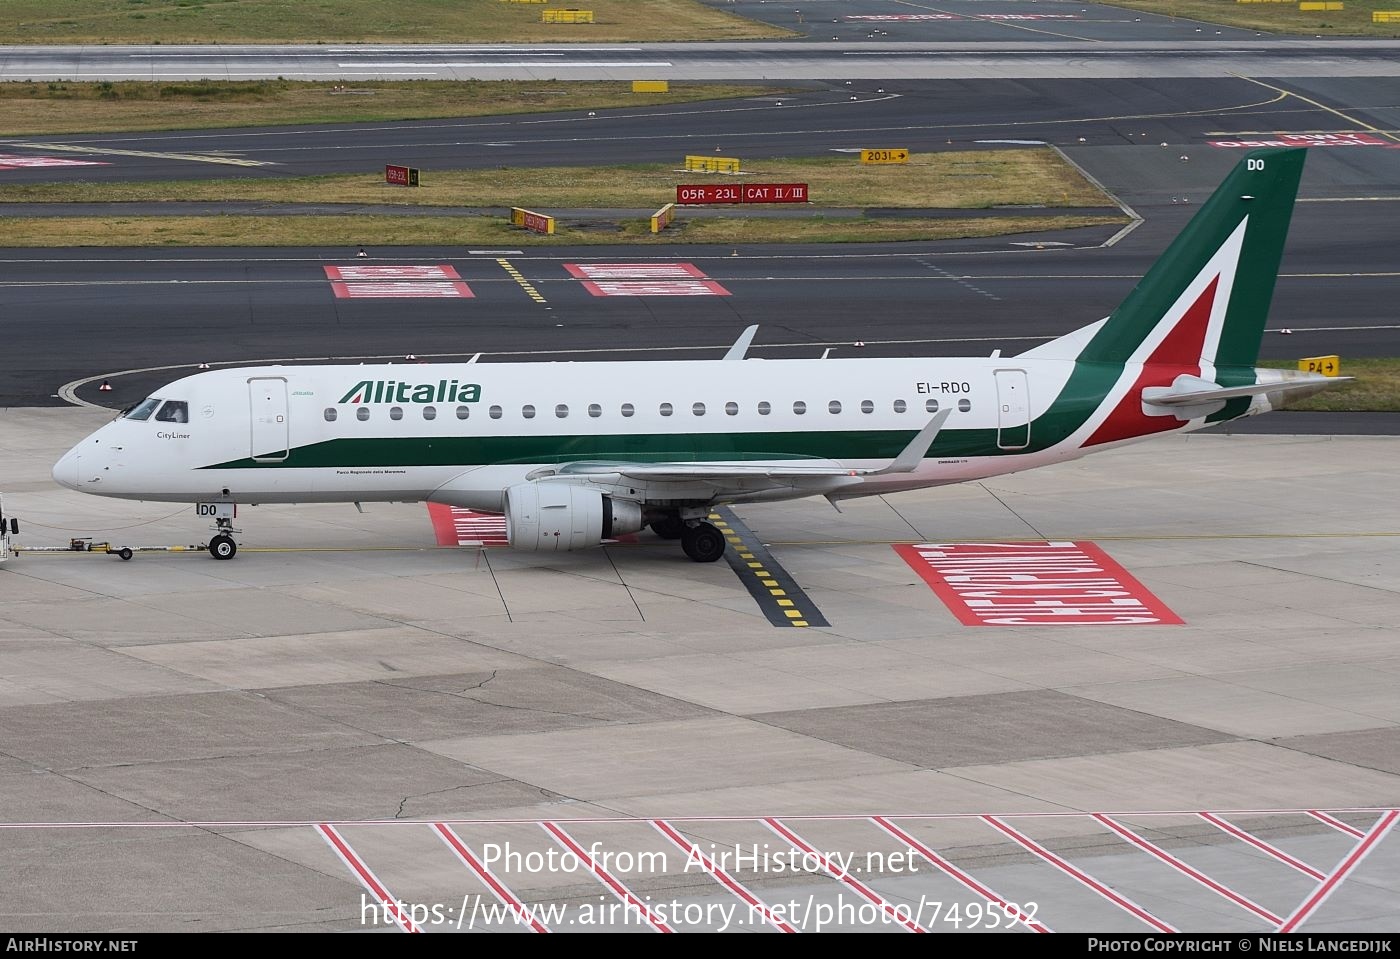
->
xmin=503 ymin=482 xmax=644 ymax=551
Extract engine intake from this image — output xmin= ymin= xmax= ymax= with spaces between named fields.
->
xmin=504 ymin=483 xmax=644 ymax=551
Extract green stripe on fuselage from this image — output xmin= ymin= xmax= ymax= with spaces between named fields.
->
xmin=204 ymin=362 xmax=1129 ymax=470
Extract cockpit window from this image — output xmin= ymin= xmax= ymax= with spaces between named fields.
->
xmin=155 ymin=400 xmax=189 ymax=423
xmin=124 ymin=397 xmax=162 ymax=421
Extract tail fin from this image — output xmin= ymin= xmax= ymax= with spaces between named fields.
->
xmin=1026 ymin=147 xmax=1305 ymax=370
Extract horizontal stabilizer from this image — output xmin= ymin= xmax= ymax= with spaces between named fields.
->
xmin=1143 ymin=373 xmax=1350 ymax=408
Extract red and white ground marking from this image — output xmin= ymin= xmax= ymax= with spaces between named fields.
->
xmin=1197 ymin=813 xmax=1326 ymax=881
xmin=1091 ymin=814 xmax=1282 ymax=925
xmin=980 ymin=13 xmax=1082 ymax=18
xmin=325 ymin=265 xmax=465 ymax=280
xmin=894 ymin=541 xmax=1183 ymax=626
xmin=0 ymin=154 xmax=109 ymax=169
xmin=651 ymin=820 xmax=797 ymax=933
xmin=425 ymin=503 xmax=637 ymax=547
xmin=581 ymin=279 xmax=730 ymax=297
xmin=982 ymin=816 xmax=1177 ymax=933
xmin=427 ymin=504 xmax=509 ymax=547
xmin=870 ymin=816 xmax=1052 ymax=933
xmin=1309 ymin=810 xmax=1367 ymax=838
xmin=433 ymin=823 xmax=550 ymax=933
xmin=540 ymin=822 xmax=675 ymax=933
xmin=565 ymin=262 xmax=731 ymax=297
xmin=1278 ymin=810 xmax=1400 ymax=933
xmin=845 ymin=13 xmax=959 ymax=19
xmin=1208 ymin=133 xmax=1392 ymax=149
xmin=564 ymin=262 xmax=707 ymax=280
xmin=324 ymin=264 xmax=473 ymax=298
xmin=316 ymin=824 xmax=422 ymax=934
xmin=764 ymin=818 xmax=925 ymax=933
xmin=331 ymin=282 xmax=473 ymax=299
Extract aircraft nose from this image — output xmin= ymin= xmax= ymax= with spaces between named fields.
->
xmin=52 ymin=449 xmax=80 ymax=491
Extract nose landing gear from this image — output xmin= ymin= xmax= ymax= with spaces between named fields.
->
xmin=201 ymin=503 xmax=240 ymax=560
xmin=208 ymin=532 xmax=237 ymax=560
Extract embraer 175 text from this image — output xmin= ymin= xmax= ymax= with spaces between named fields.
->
xmin=54 ymin=149 xmax=1346 ymax=563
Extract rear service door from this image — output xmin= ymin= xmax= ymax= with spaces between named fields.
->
xmin=249 ymin=377 xmax=289 ymax=461
xmin=995 ymin=369 xmax=1030 ymax=450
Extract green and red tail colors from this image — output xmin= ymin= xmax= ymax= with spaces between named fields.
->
xmin=1028 ymin=147 xmax=1317 ymax=450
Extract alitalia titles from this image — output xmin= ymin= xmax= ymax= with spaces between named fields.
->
xmin=339 ymin=380 xmax=481 ymax=405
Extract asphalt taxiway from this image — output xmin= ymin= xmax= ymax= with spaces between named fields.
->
xmin=2 ymin=76 xmax=1397 ymax=182
xmin=5 ymin=39 xmax=1400 ymax=82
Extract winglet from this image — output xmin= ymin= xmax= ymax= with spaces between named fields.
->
xmin=871 ymin=408 xmax=952 ymax=475
xmin=723 ymin=325 xmax=759 ymax=361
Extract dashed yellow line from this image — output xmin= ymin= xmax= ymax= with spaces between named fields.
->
xmin=497 ymin=258 xmax=548 ymax=304
xmin=711 ymin=509 xmax=827 ymax=628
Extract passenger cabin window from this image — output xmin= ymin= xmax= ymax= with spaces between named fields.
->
xmin=958 ymin=398 xmax=972 ymax=412
xmin=489 ymin=405 xmax=503 ymax=419
xmin=828 ymin=400 xmax=841 ymax=414
xmin=893 ymin=399 xmax=907 ymax=413
xmin=456 ymin=405 xmax=470 ymax=420
xmin=725 ymin=402 xmax=738 ymax=416
xmin=356 ymin=407 xmax=371 ymax=421
xmin=389 ymin=406 xmax=404 ymax=421
xmin=860 ymin=400 xmax=874 ymax=414
xmin=793 ymin=401 xmax=807 ymax=415
xmin=423 ymin=406 xmax=437 ymax=421
xmin=324 ymin=408 xmax=337 ymax=422
xmin=124 ymin=397 xmax=161 ymax=422
xmin=588 ymin=404 xmax=602 ymax=418
xmin=555 ymin=404 xmax=569 ymax=419
xmin=155 ymin=400 xmax=189 ymax=423
xmin=621 ymin=403 xmax=635 ymax=418
xmin=659 ymin=402 xmax=673 ymax=417
xmin=522 ymin=405 xmax=536 ymax=419
xmin=692 ymin=402 xmax=706 ymax=416
xmin=926 ymin=398 xmax=940 ymax=413
xmin=757 ymin=401 xmax=772 ymax=416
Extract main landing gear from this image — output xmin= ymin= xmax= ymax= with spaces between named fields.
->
xmin=648 ymin=515 xmax=686 ymax=540
xmin=680 ymin=522 xmax=726 ymax=563
xmin=649 ymin=509 xmax=727 ymax=563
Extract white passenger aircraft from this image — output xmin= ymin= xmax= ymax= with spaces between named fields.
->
xmin=54 ymin=148 xmax=1345 ymax=562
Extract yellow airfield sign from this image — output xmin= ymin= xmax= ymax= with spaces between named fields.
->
xmin=1298 ymin=355 xmax=1341 ymax=376
xmin=860 ymin=148 xmax=910 ymax=165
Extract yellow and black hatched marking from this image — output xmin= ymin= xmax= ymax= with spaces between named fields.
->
xmin=711 ymin=508 xmax=829 ymax=628
xmin=496 ymin=258 xmax=548 ymax=304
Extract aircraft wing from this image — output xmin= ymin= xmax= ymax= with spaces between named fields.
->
xmin=537 ymin=409 xmax=952 ymax=488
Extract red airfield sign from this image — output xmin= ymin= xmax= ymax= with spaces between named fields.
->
xmin=677 ymin=183 xmax=808 ymax=204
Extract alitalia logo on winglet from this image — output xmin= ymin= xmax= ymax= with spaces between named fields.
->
xmin=339 ymin=379 xmax=482 ymax=404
